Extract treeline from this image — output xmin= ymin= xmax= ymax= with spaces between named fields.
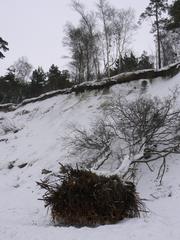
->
xmin=63 ymin=0 xmax=137 ymax=83
xmin=110 ymin=51 xmax=154 ymax=76
xmin=140 ymin=0 xmax=180 ymax=69
xmin=0 ymin=0 xmax=179 ymax=103
xmin=64 ymin=0 xmax=180 ymax=82
xmin=0 ymin=59 xmax=72 ymax=104
xmin=0 ymin=52 xmax=153 ymax=104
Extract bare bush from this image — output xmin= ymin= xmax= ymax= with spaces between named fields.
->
xmin=65 ymin=120 xmax=115 ymax=169
xmin=66 ymin=91 xmax=180 ymax=182
xmin=106 ymin=92 xmax=180 ymax=182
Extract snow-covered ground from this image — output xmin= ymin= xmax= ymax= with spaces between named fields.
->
xmin=0 ymin=73 xmax=180 ymax=239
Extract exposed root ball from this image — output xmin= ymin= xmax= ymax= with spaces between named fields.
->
xmin=37 ymin=165 xmax=145 ymax=226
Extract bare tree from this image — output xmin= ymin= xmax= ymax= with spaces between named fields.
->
xmin=64 ymin=0 xmax=136 ymax=81
xmin=65 ymin=91 xmax=180 ymax=183
xmin=64 ymin=23 xmax=86 ymax=83
xmin=71 ymin=0 xmax=101 ymax=80
xmin=63 ymin=1 xmax=101 ymax=83
xmin=97 ymin=0 xmax=136 ymax=77
xmin=112 ymin=8 xmax=136 ymax=70
xmin=106 ymin=92 xmax=180 ymax=181
xmin=9 ymin=56 xmax=33 ymax=82
xmin=97 ymin=0 xmax=115 ymax=78
xmin=64 ymin=120 xmax=115 ymax=169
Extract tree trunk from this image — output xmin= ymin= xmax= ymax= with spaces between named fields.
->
xmin=155 ymin=4 xmax=161 ymax=69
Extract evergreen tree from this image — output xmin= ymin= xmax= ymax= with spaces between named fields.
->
xmin=47 ymin=65 xmax=72 ymax=91
xmin=168 ymin=0 xmax=180 ymax=30
xmin=47 ymin=65 xmax=61 ymax=91
xmin=0 ymin=70 xmax=15 ymax=103
xmin=0 ymin=68 xmax=31 ymax=103
xmin=110 ymin=51 xmax=154 ymax=76
xmin=60 ymin=70 xmax=72 ymax=89
xmin=31 ymin=67 xmax=46 ymax=97
xmin=110 ymin=52 xmax=138 ymax=75
xmin=140 ymin=0 xmax=169 ymax=69
xmin=122 ymin=52 xmax=139 ymax=72
xmin=138 ymin=51 xmax=154 ymax=70
xmin=0 ymin=37 xmax=9 ymax=59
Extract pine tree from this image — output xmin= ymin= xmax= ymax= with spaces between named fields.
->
xmin=122 ymin=52 xmax=138 ymax=72
xmin=0 ymin=68 xmax=31 ymax=103
xmin=140 ymin=0 xmax=168 ymax=69
xmin=110 ymin=52 xmax=139 ymax=75
xmin=138 ymin=51 xmax=154 ymax=70
xmin=47 ymin=65 xmax=61 ymax=91
xmin=0 ymin=37 xmax=9 ymax=59
xmin=110 ymin=51 xmax=154 ymax=76
xmin=47 ymin=65 xmax=72 ymax=91
xmin=168 ymin=0 xmax=180 ymax=30
xmin=31 ymin=67 xmax=46 ymax=97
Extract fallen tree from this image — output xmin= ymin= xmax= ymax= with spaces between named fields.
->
xmin=1 ymin=62 xmax=180 ymax=111
xmin=66 ymin=90 xmax=180 ymax=183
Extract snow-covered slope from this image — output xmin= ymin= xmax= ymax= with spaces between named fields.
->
xmin=0 ymin=73 xmax=180 ymax=239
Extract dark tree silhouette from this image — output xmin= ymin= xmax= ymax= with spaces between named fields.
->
xmin=140 ymin=0 xmax=168 ymax=69
xmin=168 ymin=0 xmax=180 ymax=30
xmin=0 ymin=37 xmax=9 ymax=59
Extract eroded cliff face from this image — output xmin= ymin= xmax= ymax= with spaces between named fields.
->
xmin=0 ymin=71 xmax=180 ymax=240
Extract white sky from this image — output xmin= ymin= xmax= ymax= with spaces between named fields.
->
xmin=0 ymin=0 xmax=170 ymax=75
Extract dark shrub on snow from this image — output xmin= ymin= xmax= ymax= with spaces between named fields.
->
xmin=37 ymin=165 xmax=145 ymax=227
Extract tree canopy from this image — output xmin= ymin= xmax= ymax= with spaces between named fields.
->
xmin=0 ymin=37 xmax=9 ymax=59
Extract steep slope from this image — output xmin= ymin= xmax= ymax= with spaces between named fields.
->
xmin=0 ymin=73 xmax=180 ymax=239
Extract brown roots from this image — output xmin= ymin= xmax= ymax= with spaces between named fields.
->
xmin=37 ymin=165 xmax=145 ymax=227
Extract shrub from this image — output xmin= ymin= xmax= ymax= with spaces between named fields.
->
xmin=65 ymin=120 xmax=115 ymax=170
xmin=37 ymin=165 xmax=145 ymax=227
xmin=66 ymin=90 xmax=180 ymax=183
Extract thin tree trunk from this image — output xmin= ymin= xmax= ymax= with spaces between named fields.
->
xmin=155 ymin=4 xmax=161 ymax=69
xmin=100 ymin=0 xmax=110 ymax=78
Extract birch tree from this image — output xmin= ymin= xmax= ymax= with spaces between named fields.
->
xmin=97 ymin=0 xmax=115 ymax=78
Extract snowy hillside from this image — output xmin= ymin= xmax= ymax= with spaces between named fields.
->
xmin=0 ymin=73 xmax=180 ymax=239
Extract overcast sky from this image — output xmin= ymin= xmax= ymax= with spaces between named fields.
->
xmin=0 ymin=0 xmax=169 ymax=75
